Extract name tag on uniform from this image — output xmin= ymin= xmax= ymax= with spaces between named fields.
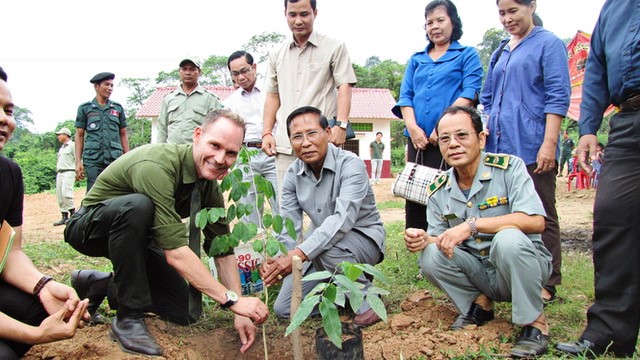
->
xmin=442 ymin=213 xmax=458 ymax=220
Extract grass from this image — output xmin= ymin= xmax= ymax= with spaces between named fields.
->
xmin=23 ymin=204 xmax=639 ymax=359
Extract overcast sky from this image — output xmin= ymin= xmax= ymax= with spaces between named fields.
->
xmin=2 ymin=0 xmax=605 ymax=133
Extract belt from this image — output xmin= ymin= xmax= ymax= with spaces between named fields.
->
xmin=619 ymin=93 xmax=640 ymax=112
xmin=244 ymin=142 xmax=262 ymax=148
xmin=57 ymin=169 xmax=75 ymax=173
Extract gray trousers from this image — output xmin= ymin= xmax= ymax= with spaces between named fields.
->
xmin=56 ymin=171 xmax=75 ymax=212
xmin=419 ymin=228 xmax=551 ymax=325
xmin=239 ymin=151 xmax=279 ymax=224
xmin=273 ymin=230 xmax=382 ymax=318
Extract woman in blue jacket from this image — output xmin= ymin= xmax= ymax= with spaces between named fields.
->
xmin=480 ymin=0 xmax=570 ymax=304
xmin=394 ymin=0 xmax=483 ymax=231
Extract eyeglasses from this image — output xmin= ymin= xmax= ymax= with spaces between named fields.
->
xmin=437 ymin=131 xmax=472 ymax=146
xmin=231 ymin=67 xmax=252 ymax=78
xmin=290 ymin=130 xmax=322 ymax=144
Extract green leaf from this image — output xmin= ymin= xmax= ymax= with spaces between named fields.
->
xmin=263 ymin=213 xmax=273 ymax=228
xmin=230 ymin=186 xmax=242 ymax=202
xmin=341 ymin=262 xmax=363 ymax=282
xmin=335 ymin=287 xmax=346 ymax=307
xmin=220 ymin=174 xmax=233 ymax=192
xmin=266 ymin=239 xmax=280 ymax=257
xmin=285 ymin=295 xmax=321 ymax=336
xmin=207 ymin=208 xmax=221 ymax=224
xmin=307 ymin=282 xmax=329 ymax=296
xmin=273 ymin=215 xmax=284 ymax=233
xmin=245 ymin=223 xmax=258 ymax=239
xmin=257 ymin=196 xmax=265 ymax=214
xmin=335 ymin=274 xmax=364 ymax=313
xmin=195 ymin=208 xmax=209 ymax=229
xmin=367 ymin=286 xmax=390 ymax=296
xmin=252 ymin=240 xmax=264 ymax=253
xmin=227 ymin=204 xmax=237 ymax=221
xmin=367 ymin=293 xmax=388 ymax=323
xmin=244 ymin=203 xmax=254 ymax=217
xmin=302 ymin=270 xmax=332 ymax=282
xmin=324 ymin=284 xmax=337 ymax=302
xmin=319 ymin=298 xmax=342 ymax=349
xmin=285 ymin=218 xmax=297 ymax=241
xmin=354 ymin=263 xmax=388 ymax=283
xmin=278 ymin=241 xmax=289 ymax=255
xmin=236 ymin=203 xmax=245 ymax=217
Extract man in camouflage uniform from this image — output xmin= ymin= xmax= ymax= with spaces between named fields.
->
xmin=75 ymin=72 xmax=129 ymax=191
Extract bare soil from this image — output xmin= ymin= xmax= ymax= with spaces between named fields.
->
xmin=22 ymin=176 xmax=595 ymax=359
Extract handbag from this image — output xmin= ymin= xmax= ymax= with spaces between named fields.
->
xmin=327 ymin=118 xmax=356 ymax=140
xmin=392 ymin=151 xmax=445 ymax=206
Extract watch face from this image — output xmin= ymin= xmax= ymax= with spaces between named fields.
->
xmin=227 ymin=290 xmax=239 ymax=302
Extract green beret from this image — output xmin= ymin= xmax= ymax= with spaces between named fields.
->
xmin=90 ymin=72 xmax=115 ymax=84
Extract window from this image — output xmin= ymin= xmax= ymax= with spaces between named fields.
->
xmin=351 ymin=123 xmax=373 ymax=132
xmin=343 ymin=139 xmax=359 ymax=156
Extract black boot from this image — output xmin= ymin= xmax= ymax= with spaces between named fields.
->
xmin=66 ymin=208 xmax=75 ymax=224
xmin=53 ymin=212 xmax=68 ymax=226
xmin=71 ymin=270 xmax=112 ymax=324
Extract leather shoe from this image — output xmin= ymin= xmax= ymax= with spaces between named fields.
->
xmin=353 ymin=308 xmax=382 ymax=327
xmin=449 ymin=303 xmax=494 ymax=330
xmin=109 ymin=317 xmax=163 ymax=356
xmin=556 ymin=338 xmax=606 ymax=357
xmin=510 ymin=325 xmax=549 ymax=358
xmin=71 ymin=269 xmax=111 ymax=324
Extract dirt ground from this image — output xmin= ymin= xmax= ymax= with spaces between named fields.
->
xmin=22 ymin=176 xmax=595 ymax=359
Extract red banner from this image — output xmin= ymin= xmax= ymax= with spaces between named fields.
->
xmin=566 ymin=30 xmax=616 ymax=121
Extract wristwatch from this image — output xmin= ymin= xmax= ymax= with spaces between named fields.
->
xmin=221 ymin=290 xmax=238 ymax=309
xmin=335 ymin=120 xmax=349 ymax=129
xmin=465 ymin=217 xmax=478 ymax=236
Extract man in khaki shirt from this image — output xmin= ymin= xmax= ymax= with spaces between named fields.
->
xmin=261 ymin=0 xmax=357 ymax=188
xmin=157 ymin=57 xmax=223 ymax=144
xmin=53 ymin=127 xmax=76 ymax=226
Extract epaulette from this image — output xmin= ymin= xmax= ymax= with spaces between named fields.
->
xmin=483 ymin=153 xmax=510 ymax=170
xmin=427 ymin=173 xmax=448 ymax=197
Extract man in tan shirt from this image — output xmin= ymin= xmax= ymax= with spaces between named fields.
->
xmin=157 ymin=57 xmax=223 ymax=144
xmin=261 ymin=0 xmax=357 ymax=188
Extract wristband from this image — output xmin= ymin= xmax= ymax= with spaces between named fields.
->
xmin=33 ymin=275 xmax=54 ymax=297
xmin=261 ymin=133 xmax=273 ymax=139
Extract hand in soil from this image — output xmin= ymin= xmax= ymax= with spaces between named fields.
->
xmin=234 ymin=315 xmax=257 ymax=353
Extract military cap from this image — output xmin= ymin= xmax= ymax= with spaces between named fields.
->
xmin=55 ymin=127 xmax=72 ymax=136
xmin=179 ymin=57 xmax=202 ymax=69
xmin=89 ymin=72 xmax=115 ymax=84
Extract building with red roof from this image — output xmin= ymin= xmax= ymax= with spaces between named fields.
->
xmin=138 ymin=86 xmax=398 ymax=178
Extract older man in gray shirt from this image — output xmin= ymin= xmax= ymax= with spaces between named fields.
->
xmin=260 ymin=106 xmax=385 ymax=327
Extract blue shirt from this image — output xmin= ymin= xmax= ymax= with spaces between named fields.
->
xmin=481 ymin=27 xmax=570 ymax=165
xmin=580 ymin=0 xmax=640 ymax=136
xmin=394 ymin=41 xmax=483 ymax=137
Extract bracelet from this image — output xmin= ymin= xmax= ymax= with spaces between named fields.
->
xmin=465 ymin=217 xmax=478 ymax=236
xmin=33 ymin=275 xmax=54 ymax=297
xmin=261 ymin=132 xmax=273 ymax=139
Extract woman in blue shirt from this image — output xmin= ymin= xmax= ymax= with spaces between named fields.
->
xmin=394 ymin=0 xmax=482 ymax=231
xmin=480 ymin=0 xmax=570 ymax=303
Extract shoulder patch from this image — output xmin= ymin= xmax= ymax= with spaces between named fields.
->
xmin=427 ymin=173 xmax=448 ymax=197
xmin=484 ymin=153 xmax=510 ymax=170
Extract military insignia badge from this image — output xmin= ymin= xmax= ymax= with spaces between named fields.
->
xmin=110 ymin=110 xmax=120 ymax=117
xmin=484 ymin=153 xmax=510 ymax=169
xmin=478 ymin=196 xmax=509 ymax=210
xmin=427 ymin=173 xmax=448 ymax=197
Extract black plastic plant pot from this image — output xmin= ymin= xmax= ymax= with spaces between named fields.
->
xmin=315 ymin=322 xmax=364 ymax=360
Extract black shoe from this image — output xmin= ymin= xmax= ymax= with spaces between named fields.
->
xmin=511 ymin=325 xmax=549 ymax=358
xmin=556 ymin=338 xmax=607 ymax=358
xmin=71 ymin=270 xmax=111 ymax=324
xmin=53 ymin=213 xmax=68 ymax=226
xmin=109 ymin=317 xmax=163 ymax=356
xmin=449 ymin=303 xmax=494 ymax=330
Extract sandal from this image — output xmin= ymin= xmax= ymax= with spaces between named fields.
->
xmin=542 ymin=285 xmax=556 ymax=306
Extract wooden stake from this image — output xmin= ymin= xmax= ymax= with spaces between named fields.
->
xmin=291 ymin=255 xmax=304 ymax=360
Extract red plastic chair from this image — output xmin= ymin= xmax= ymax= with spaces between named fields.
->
xmin=567 ymin=156 xmax=591 ymax=191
